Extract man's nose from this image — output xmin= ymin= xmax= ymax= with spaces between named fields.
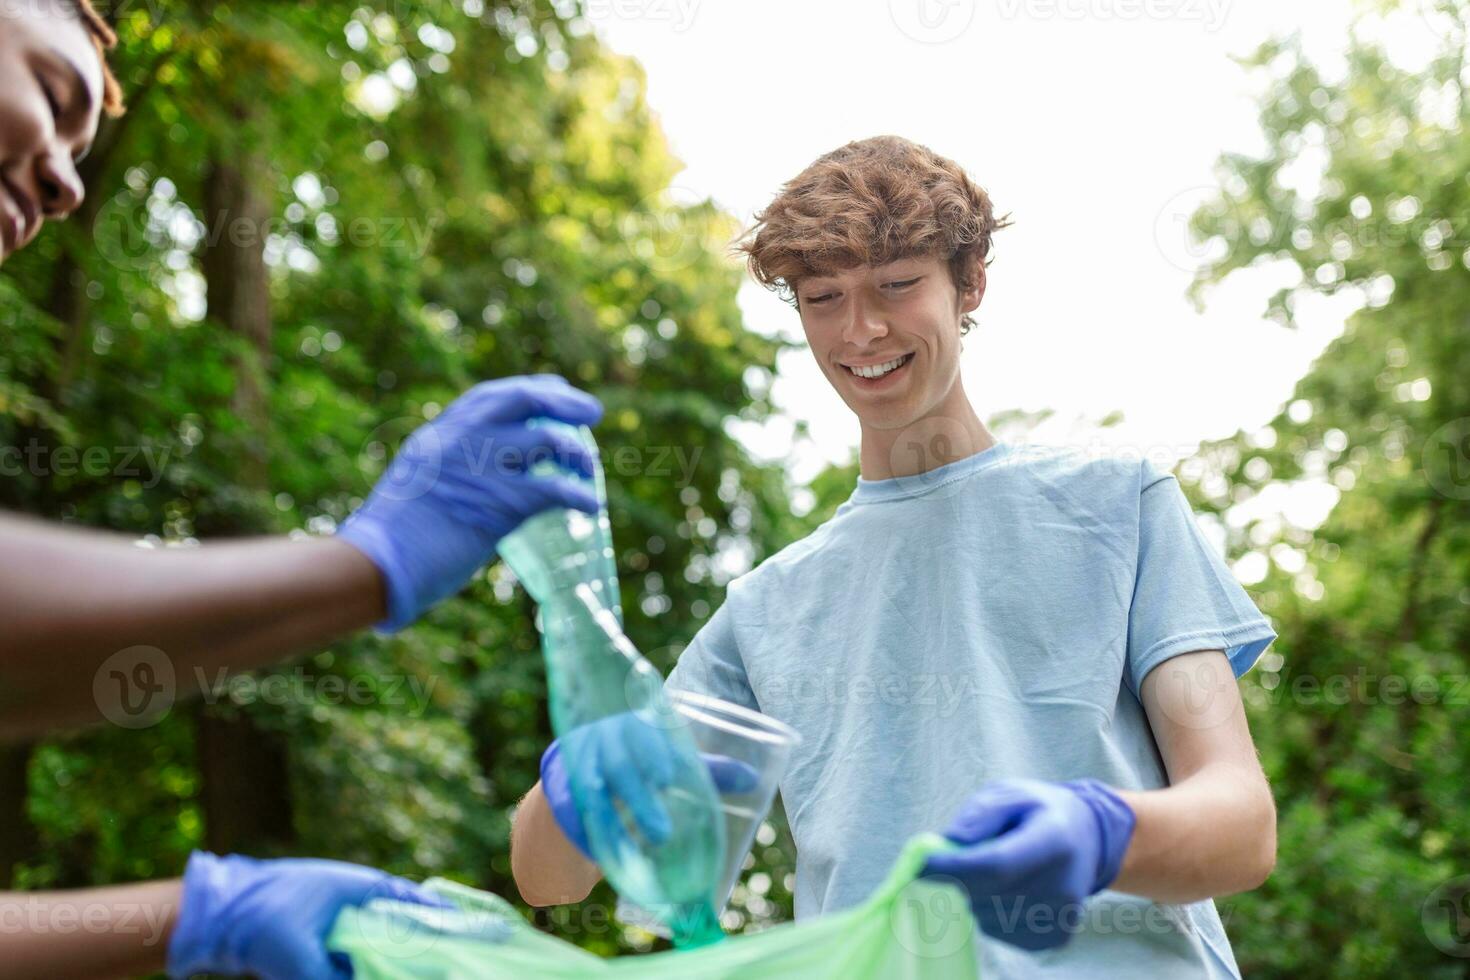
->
xmin=36 ymin=152 xmax=85 ymax=218
xmin=842 ymin=293 xmax=889 ymax=346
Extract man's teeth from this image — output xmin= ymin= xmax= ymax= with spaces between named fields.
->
xmin=849 ymin=355 xmax=908 ymax=379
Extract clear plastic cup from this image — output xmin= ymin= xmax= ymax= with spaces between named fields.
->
xmin=616 ymin=690 xmax=801 ymax=939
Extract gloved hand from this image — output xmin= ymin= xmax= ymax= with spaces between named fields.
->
xmin=540 ymin=714 xmax=760 ymax=859
xmin=920 ymin=778 xmax=1136 ymax=951
xmin=167 ymin=852 xmax=451 ymax=980
xmin=338 ymin=374 xmax=603 ymax=631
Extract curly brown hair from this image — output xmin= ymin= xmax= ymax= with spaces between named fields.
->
xmin=736 ymin=135 xmax=1011 ymax=335
xmin=69 ymin=0 xmax=125 ymax=116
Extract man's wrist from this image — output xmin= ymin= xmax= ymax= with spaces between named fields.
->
xmin=167 ymin=852 xmax=229 ymax=978
xmin=1062 ymin=778 xmax=1137 ymax=893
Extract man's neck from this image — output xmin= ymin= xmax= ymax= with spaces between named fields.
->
xmin=857 ymin=386 xmax=996 ymax=481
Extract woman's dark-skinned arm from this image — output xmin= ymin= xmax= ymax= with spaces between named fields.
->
xmin=0 ymin=515 xmax=383 ymax=740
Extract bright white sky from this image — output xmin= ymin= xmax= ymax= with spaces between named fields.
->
xmin=588 ymin=0 xmax=1442 ymax=529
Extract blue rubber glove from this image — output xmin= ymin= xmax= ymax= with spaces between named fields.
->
xmin=920 ymin=778 xmax=1136 ymax=951
xmin=540 ymin=716 xmax=760 ymax=859
xmin=166 ymin=851 xmax=451 ymax=980
xmin=338 ymin=374 xmax=603 ymax=631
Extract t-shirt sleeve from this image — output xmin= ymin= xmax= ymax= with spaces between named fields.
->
xmin=1125 ymin=459 xmax=1278 ymax=698
xmin=664 ymin=596 xmax=760 ymax=712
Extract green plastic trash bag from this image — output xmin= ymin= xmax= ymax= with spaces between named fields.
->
xmin=328 ymin=834 xmax=978 ymax=979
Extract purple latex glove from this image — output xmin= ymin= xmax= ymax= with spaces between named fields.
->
xmin=540 ymin=715 xmax=759 ymax=859
xmin=338 ymin=374 xmax=603 ymax=631
xmin=167 ymin=852 xmax=451 ymax=979
xmin=920 ymin=778 xmax=1136 ymax=951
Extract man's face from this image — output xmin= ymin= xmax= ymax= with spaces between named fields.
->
xmin=0 ymin=1 xmax=104 ymax=266
xmin=797 ymin=254 xmax=983 ymax=432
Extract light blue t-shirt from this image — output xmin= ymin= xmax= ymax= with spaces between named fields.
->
xmin=666 ymin=439 xmax=1278 ymax=979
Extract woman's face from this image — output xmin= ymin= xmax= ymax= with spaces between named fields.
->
xmin=0 ymin=1 xmax=105 ymax=265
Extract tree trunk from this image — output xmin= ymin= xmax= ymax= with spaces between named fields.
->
xmin=201 ymin=146 xmax=273 ymax=488
xmin=193 ymin=123 xmax=294 ymax=855
xmin=0 ymin=741 xmax=38 ymax=886
xmin=194 ymin=706 xmax=294 ymax=855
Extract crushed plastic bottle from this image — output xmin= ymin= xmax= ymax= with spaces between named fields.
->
xmin=497 ymin=421 xmax=727 ymax=948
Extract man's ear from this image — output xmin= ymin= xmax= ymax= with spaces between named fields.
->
xmin=960 ymin=259 xmax=986 ymax=315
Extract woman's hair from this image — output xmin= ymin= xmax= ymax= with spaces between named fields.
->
xmin=736 ymin=135 xmax=1012 ymax=334
xmin=71 ymin=0 xmax=125 ymax=116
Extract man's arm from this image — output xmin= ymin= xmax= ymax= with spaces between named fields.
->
xmin=510 ymin=592 xmax=756 ymax=908
xmin=510 ymin=780 xmax=603 ymax=906
xmin=922 ymin=648 xmax=1276 ymax=950
xmin=0 ymin=516 xmax=382 ymax=740
xmin=1111 ymin=648 xmax=1277 ymax=902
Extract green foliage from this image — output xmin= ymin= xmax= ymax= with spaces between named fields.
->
xmin=1 ymin=0 xmax=804 ymax=954
xmin=1179 ymin=2 xmax=1470 ymax=973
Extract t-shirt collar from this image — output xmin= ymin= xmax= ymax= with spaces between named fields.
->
xmin=847 ymin=438 xmax=1013 ymax=506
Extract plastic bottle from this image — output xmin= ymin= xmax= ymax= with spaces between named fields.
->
xmin=497 ymin=421 xmax=726 ymax=948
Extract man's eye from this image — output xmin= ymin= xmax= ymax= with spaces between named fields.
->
xmin=806 ymin=293 xmax=835 ymax=305
xmin=38 ymin=77 xmax=61 ymax=118
xmin=884 ymin=277 xmax=921 ymax=290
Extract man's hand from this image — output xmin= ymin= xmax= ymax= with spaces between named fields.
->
xmin=338 ymin=374 xmax=603 ymax=630
xmin=167 ymin=853 xmax=450 ymax=980
xmin=540 ymin=714 xmax=759 ymax=859
xmin=920 ymin=778 xmax=1136 ymax=951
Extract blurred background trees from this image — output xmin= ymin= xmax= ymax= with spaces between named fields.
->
xmin=1 ymin=0 xmax=1467 ymax=973
xmin=1174 ymin=3 xmax=1470 ymax=972
xmin=0 ymin=0 xmax=806 ymax=955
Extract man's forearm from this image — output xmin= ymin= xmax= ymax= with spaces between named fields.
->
xmin=510 ymin=781 xmax=602 ymax=906
xmin=0 ymin=514 xmax=384 ymax=741
xmin=1111 ymin=762 xmax=1277 ymax=903
xmin=0 ymin=879 xmax=181 ymax=980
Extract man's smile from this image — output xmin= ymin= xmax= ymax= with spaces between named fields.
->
xmin=841 ymin=351 xmax=916 ymax=387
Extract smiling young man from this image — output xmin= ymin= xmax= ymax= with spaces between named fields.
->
xmin=511 ymin=136 xmax=1280 ymax=977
